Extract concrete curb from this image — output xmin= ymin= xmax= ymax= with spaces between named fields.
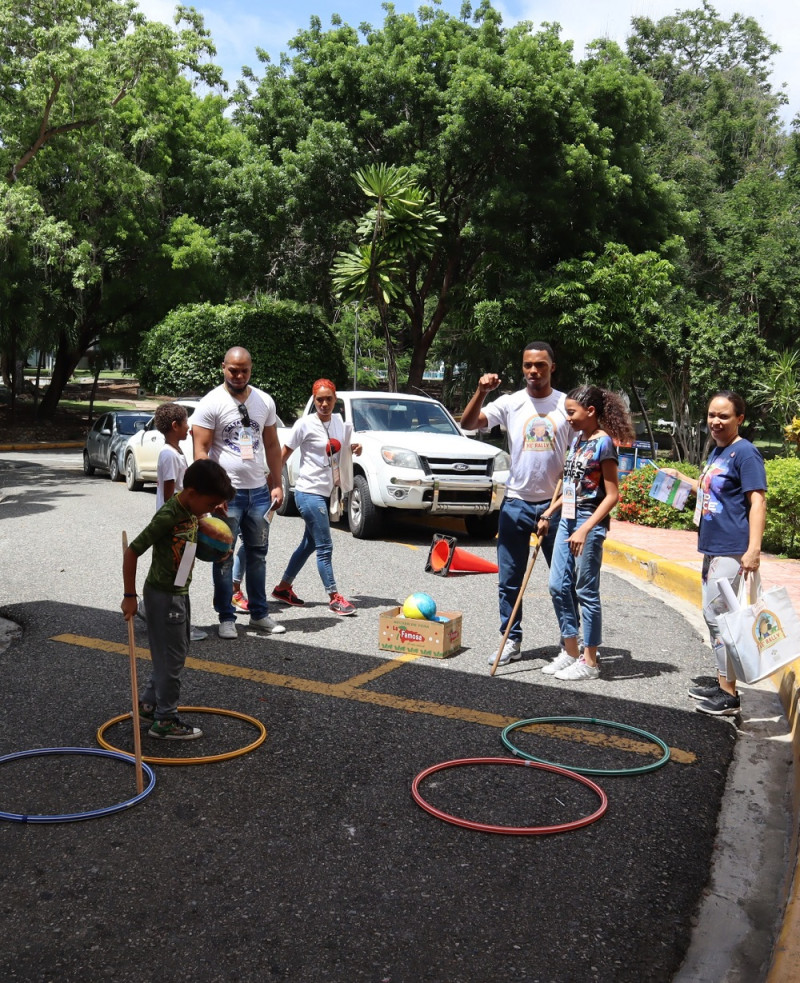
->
xmin=0 ymin=441 xmax=83 ymax=451
xmin=604 ymin=538 xmax=800 ymax=982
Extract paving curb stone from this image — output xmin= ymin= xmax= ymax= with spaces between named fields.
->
xmin=605 ymin=535 xmax=799 ymax=982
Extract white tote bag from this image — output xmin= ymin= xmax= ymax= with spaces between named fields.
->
xmin=716 ymin=575 xmax=800 ymax=684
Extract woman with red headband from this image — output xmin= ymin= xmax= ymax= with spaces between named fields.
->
xmin=272 ymin=379 xmax=362 ymax=615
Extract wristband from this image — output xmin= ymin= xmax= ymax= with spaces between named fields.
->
xmin=123 ymin=593 xmax=137 ymax=598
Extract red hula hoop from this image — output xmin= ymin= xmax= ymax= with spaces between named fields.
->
xmin=411 ymin=756 xmax=608 ymax=835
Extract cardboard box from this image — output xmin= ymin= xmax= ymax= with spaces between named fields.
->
xmin=379 ymin=607 xmax=463 ymax=659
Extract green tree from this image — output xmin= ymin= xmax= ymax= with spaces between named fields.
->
xmin=751 ymin=349 xmax=800 ymax=445
xmin=0 ymin=0 xmax=227 ymax=417
xmin=137 ymin=299 xmax=346 ymax=418
xmin=331 ymin=164 xmax=444 ymax=392
xmin=627 ymin=2 xmax=797 ymax=348
xmin=232 ymin=4 xmax=678 ymax=391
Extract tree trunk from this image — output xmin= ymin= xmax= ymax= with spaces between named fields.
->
xmin=377 ymin=303 xmax=398 ymax=393
xmin=36 ymin=330 xmax=89 ymax=420
xmin=33 ymin=348 xmax=44 ymax=413
xmin=629 ymin=382 xmax=656 ymax=459
xmin=405 ymin=335 xmax=435 ymax=396
xmin=88 ymin=360 xmax=102 ymax=427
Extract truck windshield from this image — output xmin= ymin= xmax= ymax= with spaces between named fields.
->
xmin=350 ymin=399 xmax=460 ymax=435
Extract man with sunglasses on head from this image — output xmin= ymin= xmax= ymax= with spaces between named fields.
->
xmin=192 ymin=347 xmax=286 ymax=638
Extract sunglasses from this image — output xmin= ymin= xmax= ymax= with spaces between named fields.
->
xmin=237 ymin=403 xmax=251 ymax=428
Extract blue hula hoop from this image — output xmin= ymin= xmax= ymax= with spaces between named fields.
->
xmin=0 ymin=747 xmax=156 ymax=823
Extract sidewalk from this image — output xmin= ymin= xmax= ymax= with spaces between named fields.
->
xmin=605 ymin=520 xmax=800 ymax=982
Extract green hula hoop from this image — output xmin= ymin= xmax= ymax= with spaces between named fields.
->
xmin=501 ymin=716 xmax=670 ymax=776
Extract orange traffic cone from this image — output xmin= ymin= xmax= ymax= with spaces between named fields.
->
xmin=425 ymin=533 xmax=499 ymax=576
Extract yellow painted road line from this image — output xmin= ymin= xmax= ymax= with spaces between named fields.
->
xmin=51 ymin=633 xmax=695 ymax=764
xmin=343 ymin=652 xmax=423 ymax=688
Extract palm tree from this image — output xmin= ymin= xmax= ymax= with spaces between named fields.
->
xmin=331 ymin=164 xmax=443 ymax=392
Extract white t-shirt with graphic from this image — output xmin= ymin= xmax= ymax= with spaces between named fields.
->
xmin=191 ymin=384 xmax=278 ymax=490
xmin=156 ymin=444 xmax=188 ymax=510
xmin=482 ymin=388 xmax=569 ymax=501
xmin=287 ymin=414 xmax=346 ymax=497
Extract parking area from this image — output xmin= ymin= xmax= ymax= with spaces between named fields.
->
xmin=0 ymin=450 xmax=792 ymax=982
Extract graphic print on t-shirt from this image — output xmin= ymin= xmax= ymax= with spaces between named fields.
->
xmin=522 ymin=414 xmax=558 ymax=452
xmin=564 ymin=441 xmax=602 ymax=497
xmin=222 ymin=418 xmax=260 ymax=458
xmin=698 ymin=457 xmax=729 ymax=521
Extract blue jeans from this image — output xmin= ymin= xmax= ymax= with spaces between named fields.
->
xmin=497 ymin=497 xmax=558 ymax=642
xmin=548 ymin=510 xmax=606 ymax=648
xmin=213 ymin=486 xmax=271 ymax=622
xmin=282 ymin=491 xmax=336 ymax=594
xmin=232 ymin=539 xmax=246 ymax=584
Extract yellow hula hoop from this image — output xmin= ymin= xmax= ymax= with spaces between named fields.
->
xmin=96 ymin=706 xmax=267 ymax=766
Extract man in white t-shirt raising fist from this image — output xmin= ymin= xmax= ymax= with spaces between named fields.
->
xmin=460 ymin=342 xmax=570 ymax=669
xmin=192 ymin=347 xmax=285 ymax=639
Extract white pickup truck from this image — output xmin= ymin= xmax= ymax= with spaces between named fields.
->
xmin=278 ymin=390 xmax=509 ymax=538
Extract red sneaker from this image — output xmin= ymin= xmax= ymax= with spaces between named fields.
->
xmin=329 ymin=593 xmax=356 ymax=616
xmin=232 ymin=590 xmax=249 ymax=612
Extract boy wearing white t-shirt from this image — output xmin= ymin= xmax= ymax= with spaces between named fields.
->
xmin=150 ymin=402 xmax=207 ymax=642
xmin=155 ymin=403 xmax=190 ymax=509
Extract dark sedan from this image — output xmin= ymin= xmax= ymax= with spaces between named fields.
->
xmin=83 ymin=410 xmax=153 ymax=482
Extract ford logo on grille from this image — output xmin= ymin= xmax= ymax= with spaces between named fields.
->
xmin=453 ymin=463 xmax=469 ymax=471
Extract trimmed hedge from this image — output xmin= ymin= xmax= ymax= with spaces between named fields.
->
xmin=616 ymin=458 xmax=800 ymax=558
xmin=136 ymin=299 xmax=347 ymax=420
xmin=764 ymin=458 xmax=800 ymax=558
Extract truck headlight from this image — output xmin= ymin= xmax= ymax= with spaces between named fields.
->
xmin=381 ymin=446 xmax=422 ymax=470
xmin=493 ymin=450 xmax=511 ymax=471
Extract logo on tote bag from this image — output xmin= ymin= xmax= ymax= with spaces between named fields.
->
xmin=753 ymin=610 xmax=786 ymax=651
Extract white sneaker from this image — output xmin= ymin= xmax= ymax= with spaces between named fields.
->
xmin=541 ymin=650 xmax=576 ymax=675
xmin=555 ymin=656 xmax=600 ymax=681
xmin=487 ymin=638 xmax=522 ymax=667
xmin=218 ymin=621 xmax=238 ymax=639
xmin=190 ymin=626 xmax=208 ymax=641
xmin=249 ymin=615 xmax=287 ymax=634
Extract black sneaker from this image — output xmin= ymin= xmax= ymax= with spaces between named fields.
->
xmin=148 ymin=716 xmax=203 ymax=740
xmin=696 ymin=692 xmax=741 ymax=716
xmin=688 ymin=683 xmax=722 ymax=702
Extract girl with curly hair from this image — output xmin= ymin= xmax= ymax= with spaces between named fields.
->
xmin=538 ymin=386 xmax=634 ymax=681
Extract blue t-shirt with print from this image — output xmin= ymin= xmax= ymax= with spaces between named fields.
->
xmin=563 ymin=434 xmax=618 ymax=526
xmin=697 ymin=438 xmax=766 ymax=556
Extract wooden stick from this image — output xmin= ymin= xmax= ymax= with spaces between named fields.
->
xmin=490 ymin=534 xmax=540 ymax=677
xmin=490 ymin=479 xmax=561 ymax=677
xmin=122 ymin=532 xmax=144 ymax=793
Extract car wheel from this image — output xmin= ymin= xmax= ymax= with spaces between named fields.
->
xmin=125 ymin=454 xmax=144 ymax=491
xmin=276 ymin=466 xmax=297 ymax=516
xmin=82 ymin=450 xmax=95 ymax=476
xmin=109 ymin=455 xmax=122 ymax=482
xmin=465 ymin=513 xmax=499 ymax=539
xmin=348 ymin=474 xmax=382 ymax=539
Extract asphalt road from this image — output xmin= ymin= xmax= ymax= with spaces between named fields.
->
xmin=0 ymin=450 xmax=787 ymax=982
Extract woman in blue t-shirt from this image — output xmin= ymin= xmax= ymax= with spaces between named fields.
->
xmin=538 ymin=386 xmax=634 ymax=681
xmin=663 ymin=391 xmax=767 ymax=716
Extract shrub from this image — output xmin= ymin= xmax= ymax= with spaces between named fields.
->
xmin=764 ymin=458 xmax=800 ymax=558
xmin=136 ymin=299 xmax=347 ymax=420
xmin=615 ymin=457 xmax=799 ymax=558
xmin=615 ymin=461 xmax=700 ymax=530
